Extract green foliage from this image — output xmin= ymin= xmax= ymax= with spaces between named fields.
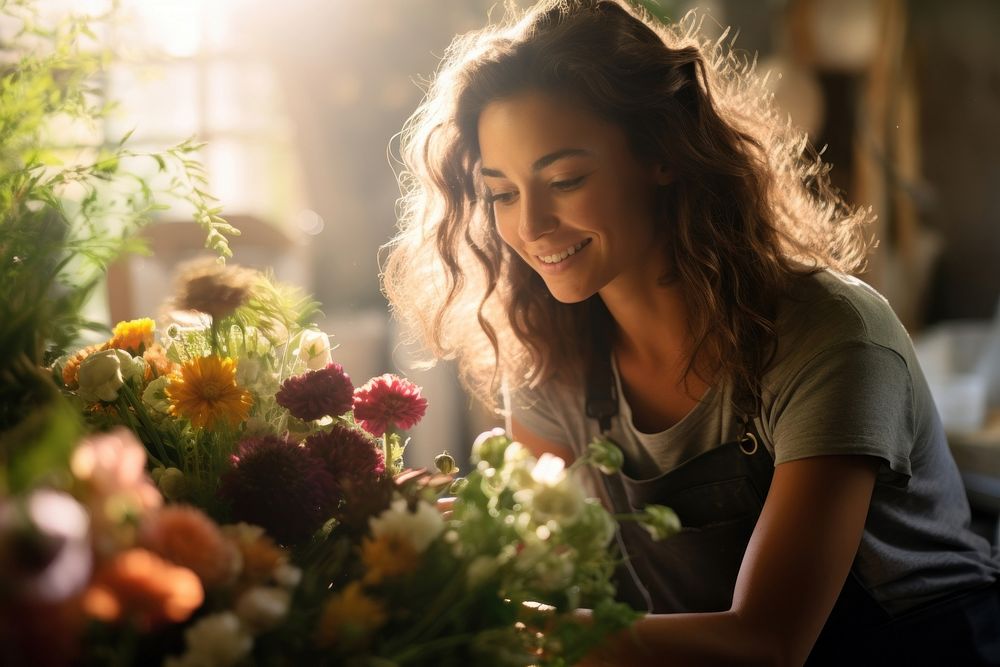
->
xmin=0 ymin=2 xmax=235 ymax=470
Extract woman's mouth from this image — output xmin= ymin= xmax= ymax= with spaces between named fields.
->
xmin=536 ymin=238 xmax=591 ymax=265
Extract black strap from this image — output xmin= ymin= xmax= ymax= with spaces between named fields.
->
xmin=585 ymin=311 xmax=618 ymax=433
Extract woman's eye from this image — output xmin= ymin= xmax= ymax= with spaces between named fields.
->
xmin=552 ymin=175 xmax=585 ymax=191
xmin=486 ymin=191 xmax=517 ymax=205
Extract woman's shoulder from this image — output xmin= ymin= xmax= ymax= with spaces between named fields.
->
xmin=774 ymin=269 xmax=911 ymax=357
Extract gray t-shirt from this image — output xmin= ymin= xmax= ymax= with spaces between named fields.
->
xmin=510 ymin=270 xmax=1000 ymax=614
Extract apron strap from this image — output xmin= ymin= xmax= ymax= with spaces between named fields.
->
xmin=585 ymin=307 xmax=618 ymax=433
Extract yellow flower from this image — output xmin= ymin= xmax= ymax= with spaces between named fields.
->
xmin=360 ymin=533 xmax=419 ymax=585
xmin=166 ymin=356 xmax=252 ymax=429
xmin=314 ymin=581 xmax=386 ymax=649
xmin=109 ymin=318 xmax=155 ymax=354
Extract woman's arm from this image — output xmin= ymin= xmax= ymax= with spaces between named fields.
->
xmin=583 ymin=454 xmax=880 ymax=667
xmin=510 ymin=416 xmax=577 ymax=463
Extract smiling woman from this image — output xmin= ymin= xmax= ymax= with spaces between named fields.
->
xmin=382 ymin=1 xmax=1000 ymax=665
xmin=479 ymin=91 xmax=668 ymax=305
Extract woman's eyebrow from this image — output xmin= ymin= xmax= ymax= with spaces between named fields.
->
xmin=480 ymin=147 xmax=594 ymax=178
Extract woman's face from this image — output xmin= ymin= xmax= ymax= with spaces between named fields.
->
xmin=478 ymin=90 xmax=667 ymax=304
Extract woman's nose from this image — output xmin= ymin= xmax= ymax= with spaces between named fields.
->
xmin=518 ymin=193 xmax=557 ymax=243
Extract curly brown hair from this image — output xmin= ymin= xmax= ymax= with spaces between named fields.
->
xmin=382 ymin=0 xmax=874 ymax=411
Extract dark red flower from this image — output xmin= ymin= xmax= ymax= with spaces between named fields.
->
xmin=275 ymin=362 xmax=354 ymax=421
xmin=220 ymin=436 xmax=336 ymax=545
xmin=303 ymin=424 xmax=389 ymax=531
xmin=352 ymin=374 xmax=427 ymax=437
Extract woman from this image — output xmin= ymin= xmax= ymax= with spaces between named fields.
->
xmin=383 ymin=1 xmax=1000 ymax=664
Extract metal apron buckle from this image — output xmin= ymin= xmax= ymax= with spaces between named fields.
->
xmin=739 ymin=432 xmax=759 ymax=456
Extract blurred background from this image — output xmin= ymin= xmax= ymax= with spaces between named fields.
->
xmin=26 ymin=0 xmax=1000 ymax=503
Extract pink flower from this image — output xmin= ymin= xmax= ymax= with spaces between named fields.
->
xmin=352 ymin=374 xmax=427 ymax=437
xmin=275 ymin=363 xmax=354 ymax=421
xmin=70 ymin=428 xmax=161 ymax=510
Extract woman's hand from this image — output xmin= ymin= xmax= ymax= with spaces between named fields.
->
xmin=436 ymin=496 xmax=455 ymax=519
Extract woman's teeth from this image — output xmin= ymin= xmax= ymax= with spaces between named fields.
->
xmin=538 ymin=239 xmax=590 ymax=264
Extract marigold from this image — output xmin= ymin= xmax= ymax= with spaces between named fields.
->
xmin=360 ymin=533 xmax=419 ymax=585
xmin=314 ymin=581 xmax=386 ymax=649
xmin=352 ymin=374 xmax=428 ymax=437
xmin=82 ymin=548 xmax=203 ymax=630
xmin=108 ymin=318 xmax=155 ymax=354
xmin=139 ymin=505 xmax=239 ymax=587
xmin=61 ymin=342 xmax=106 ymax=388
xmin=166 ymin=356 xmax=252 ymax=429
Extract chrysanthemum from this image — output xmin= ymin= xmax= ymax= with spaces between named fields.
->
xmin=172 ymin=257 xmax=257 ymax=320
xmin=314 ymin=581 xmax=386 ymax=650
xmin=304 ymin=424 xmax=385 ymax=481
xmin=276 ymin=363 xmax=354 ymax=421
xmin=139 ymin=505 xmax=239 ymax=587
xmin=220 ymin=436 xmax=337 ymax=545
xmin=303 ymin=425 xmax=388 ymax=530
xmin=108 ymin=318 xmax=155 ymax=354
xmin=352 ymin=374 xmax=428 ymax=436
xmin=166 ymin=356 xmax=252 ymax=429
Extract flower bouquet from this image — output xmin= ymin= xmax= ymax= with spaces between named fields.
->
xmin=1 ymin=259 xmax=680 ymax=666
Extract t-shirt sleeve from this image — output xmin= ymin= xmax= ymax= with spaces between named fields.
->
xmin=766 ymin=341 xmax=915 ymax=485
xmin=506 ymin=382 xmax=573 ymax=446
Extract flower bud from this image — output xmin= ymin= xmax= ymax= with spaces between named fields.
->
xmin=471 ymin=428 xmax=511 ymax=468
xmin=296 ymin=330 xmax=332 ymax=371
xmin=639 ymin=504 xmax=681 ymax=541
xmin=434 ymin=452 xmax=458 ymax=475
xmin=77 ymin=349 xmax=129 ymax=402
xmin=587 ymin=436 xmax=624 ymax=475
xmin=157 ymin=467 xmax=186 ymax=501
xmin=447 ymin=477 xmax=469 ymax=495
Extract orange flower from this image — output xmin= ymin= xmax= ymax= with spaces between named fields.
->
xmin=360 ymin=533 xmax=419 ymax=585
xmin=139 ymin=506 xmax=239 ymax=587
xmin=82 ymin=549 xmax=203 ymax=629
xmin=221 ymin=523 xmax=286 ymax=585
xmin=314 ymin=581 xmax=386 ymax=649
xmin=108 ymin=318 xmax=155 ymax=354
xmin=143 ymin=342 xmax=177 ymax=381
xmin=61 ymin=343 xmax=106 ymax=389
xmin=166 ymin=356 xmax=252 ymax=429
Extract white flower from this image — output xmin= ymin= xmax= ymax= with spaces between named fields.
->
xmin=173 ymin=612 xmax=252 ymax=667
xmin=235 ymin=586 xmax=291 ymax=632
xmin=513 ymin=453 xmax=585 ymax=525
xmin=465 ymin=555 xmax=498 ymax=589
xmin=272 ymin=562 xmax=302 ymax=589
xmin=295 ymin=329 xmax=332 ymax=370
xmin=142 ymin=376 xmax=172 ymax=414
xmin=368 ymin=498 xmax=444 ymax=554
xmin=235 ymin=356 xmax=263 ymax=387
xmin=77 ymin=349 xmax=142 ymax=402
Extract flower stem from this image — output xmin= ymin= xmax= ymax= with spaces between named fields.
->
xmin=387 ymin=632 xmax=475 ymax=664
xmin=120 ymin=382 xmax=172 ymax=466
